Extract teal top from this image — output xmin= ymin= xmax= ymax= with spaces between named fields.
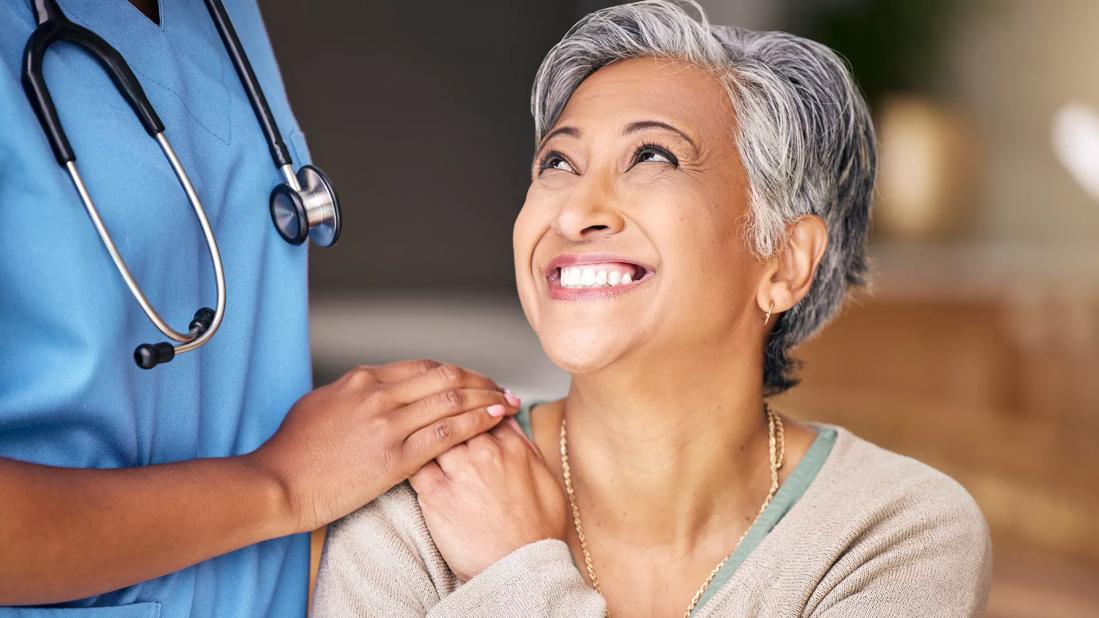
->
xmin=515 ymin=403 xmax=838 ymax=616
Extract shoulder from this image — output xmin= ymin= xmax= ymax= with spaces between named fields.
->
xmin=823 ymin=426 xmax=989 ymax=533
xmin=332 ymin=481 xmax=419 ymax=525
xmin=314 ymin=483 xmax=458 ymax=615
xmin=797 ymin=426 xmax=993 ymax=615
xmin=324 ymin=482 xmax=447 ymax=577
xmin=327 ymin=481 xmax=428 ymax=549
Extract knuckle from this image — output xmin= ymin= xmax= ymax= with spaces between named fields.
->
xmin=381 ymin=443 xmax=405 ymax=476
xmin=442 ymin=388 xmax=464 ymax=412
xmin=471 ymin=415 xmax=498 ymax=443
xmin=396 ymin=440 xmax=421 ymax=473
xmin=433 ymin=420 xmax=453 ymax=443
xmin=438 ymin=363 xmax=463 ymax=385
xmin=410 ymin=470 xmax=441 ymax=494
xmin=398 ymin=439 xmax=430 ymax=475
xmin=346 ymin=365 xmax=373 ymax=387
xmin=472 ymin=440 xmax=500 ymax=463
xmin=416 ymin=358 xmax=441 ymax=373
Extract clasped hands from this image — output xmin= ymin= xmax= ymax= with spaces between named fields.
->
xmin=411 ymin=416 xmax=568 ymax=582
xmin=250 ymin=358 xmax=567 ymax=580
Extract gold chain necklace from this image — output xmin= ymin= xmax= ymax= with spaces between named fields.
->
xmin=559 ymin=404 xmax=785 ymax=618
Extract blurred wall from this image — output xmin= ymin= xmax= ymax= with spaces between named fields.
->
xmin=261 ymin=1 xmax=579 ymax=294
xmin=946 ymin=0 xmax=1099 ymax=244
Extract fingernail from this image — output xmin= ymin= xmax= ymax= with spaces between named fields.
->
xmin=487 ymin=404 xmax=506 ymax=417
xmin=504 ymin=389 xmax=521 ymax=408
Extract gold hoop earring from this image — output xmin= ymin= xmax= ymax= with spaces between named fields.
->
xmin=763 ymin=300 xmax=774 ymax=325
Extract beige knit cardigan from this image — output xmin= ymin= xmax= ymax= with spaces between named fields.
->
xmin=313 ymin=425 xmax=992 ymax=617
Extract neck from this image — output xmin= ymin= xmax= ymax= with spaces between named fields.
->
xmin=560 ymin=341 xmax=774 ymax=549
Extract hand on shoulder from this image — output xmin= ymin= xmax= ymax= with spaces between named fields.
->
xmin=249 ymin=359 xmax=520 ymax=533
xmin=410 ymin=419 xmax=568 ymax=581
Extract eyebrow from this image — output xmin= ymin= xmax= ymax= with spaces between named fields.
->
xmin=623 ymin=120 xmax=699 ymax=152
xmin=536 ymin=120 xmax=699 ymax=156
xmin=536 ymin=126 xmax=579 ymax=154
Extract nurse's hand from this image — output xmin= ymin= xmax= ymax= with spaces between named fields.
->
xmin=248 ymin=359 xmax=521 ymax=533
xmin=410 ymin=419 xmax=568 ymax=581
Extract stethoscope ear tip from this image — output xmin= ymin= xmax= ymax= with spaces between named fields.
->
xmin=190 ymin=307 xmax=216 ymax=333
xmin=134 ymin=342 xmax=175 ymax=369
xmin=133 ymin=307 xmax=217 ymax=368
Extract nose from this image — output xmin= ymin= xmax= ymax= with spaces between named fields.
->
xmin=552 ymin=175 xmax=626 ymax=242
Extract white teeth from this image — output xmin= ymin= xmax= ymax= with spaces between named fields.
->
xmin=557 ymin=265 xmax=641 ymax=289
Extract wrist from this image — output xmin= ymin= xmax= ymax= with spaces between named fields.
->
xmin=237 ymin=449 xmax=302 ymax=536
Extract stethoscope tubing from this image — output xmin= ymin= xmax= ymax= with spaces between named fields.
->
xmin=20 ymin=0 xmax=334 ymax=367
xmin=203 ymin=0 xmax=294 ymax=170
xmin=62 ymin=132 xmax=226 ymax=351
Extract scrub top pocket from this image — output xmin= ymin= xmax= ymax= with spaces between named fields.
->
xmin=0 ymin=602 xmax=160 ymax=617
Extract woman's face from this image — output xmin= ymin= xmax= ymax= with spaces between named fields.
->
xmin=514 ymin=57 xmax=766 ymax=375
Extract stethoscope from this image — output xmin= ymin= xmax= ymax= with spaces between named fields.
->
xmin=21 ymin=0 xmax=342 ymax=369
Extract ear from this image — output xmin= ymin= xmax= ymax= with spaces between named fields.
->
xmin=756 ymin=215 xmax=828 ymax=320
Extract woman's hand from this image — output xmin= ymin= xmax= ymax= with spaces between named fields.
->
xmin=410 ymin=420 xmax=568 ymax=581
xmin=248 ymin=359 xmax=520 ymax=533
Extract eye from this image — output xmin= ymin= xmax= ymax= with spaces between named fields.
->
xmin=537 ymin=151 xmax=576 ymax=174
xmin=632 ymin=143 xmax=678 ymax=167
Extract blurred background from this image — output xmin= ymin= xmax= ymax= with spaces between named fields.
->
xmin=262 ymin=1 xmax=1099 ymax=615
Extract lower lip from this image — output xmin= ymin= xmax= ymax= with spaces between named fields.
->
xmin=547 ymin=272 xmax=655 ymax=300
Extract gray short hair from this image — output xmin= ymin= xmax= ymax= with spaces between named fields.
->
xmin=531 ymin=0 xmax=876 ymax=395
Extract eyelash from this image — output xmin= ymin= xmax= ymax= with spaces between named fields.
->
xmin=536 ymin=143 xmax=679 ymax=175
xmin=633 ymin=142 xmax=678 ymax=167
xmin=537 ymin=151 xmax=571 ymax=174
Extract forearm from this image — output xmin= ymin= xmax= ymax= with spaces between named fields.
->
xmin=0 ymin=453 xmax=294 ymax=605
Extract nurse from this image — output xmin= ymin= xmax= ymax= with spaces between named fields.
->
xmin=0 ymin=0 xmax=519 ymax=615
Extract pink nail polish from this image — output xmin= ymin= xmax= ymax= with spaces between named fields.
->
xmin=487 ymin=404 xmax=506 ymax=417
xmin=504 ymin=389 xmax=521 ymax=408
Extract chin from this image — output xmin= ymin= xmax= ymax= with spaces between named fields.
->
xmin=537 ymin=327 xmax=630 ymax=375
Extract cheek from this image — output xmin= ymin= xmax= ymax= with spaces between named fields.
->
xmin=652 ymin=196 xmax=756 ymax=327
xmin=512 ymin=199 xmax=544 ymax=323
xmin=512 ymin=188 xmax=544 ymax=271
xmin=693 ymin=232 xmax=761 ymax=331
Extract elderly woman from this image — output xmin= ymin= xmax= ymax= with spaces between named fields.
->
xmin=314 ymin=1 xmax=992 ymax=616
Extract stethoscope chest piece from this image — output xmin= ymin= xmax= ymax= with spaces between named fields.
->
xmin=270 ymin=164 xmax=341 ymax=247
xmin=20 ymin=0 xmax=345 ymax=369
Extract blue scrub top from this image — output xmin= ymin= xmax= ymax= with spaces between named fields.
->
xmin=0 ymin=1 xmax=313 ymax=616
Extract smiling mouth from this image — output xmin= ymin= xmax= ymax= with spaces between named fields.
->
xmin=550 ymin=262 xmax=647 ymax=288
xmin=544 ymin=259 xmax=655 ymax=298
